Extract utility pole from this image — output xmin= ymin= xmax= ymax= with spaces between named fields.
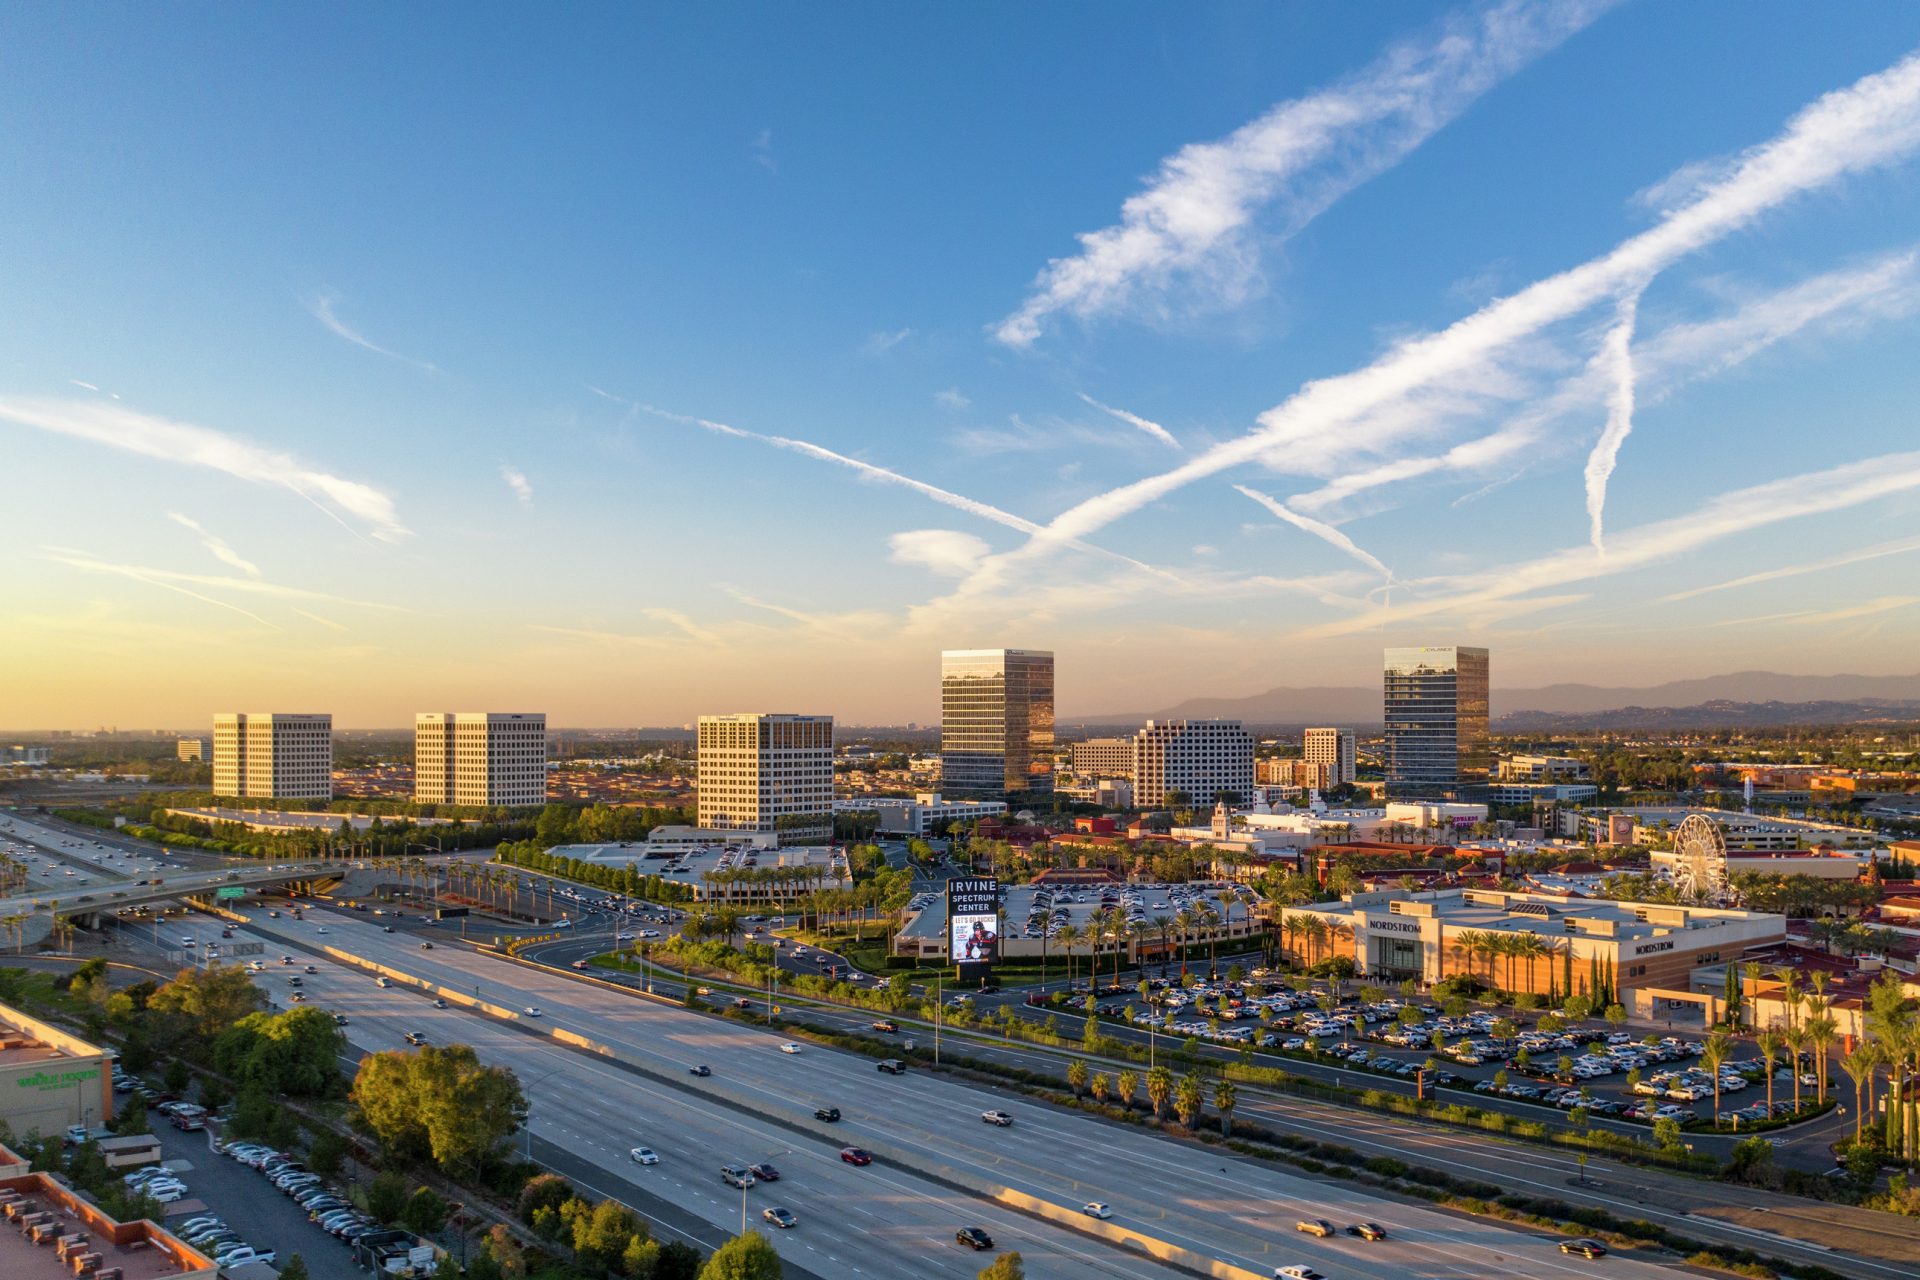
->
xmin=934 ymin=977 xmax=942 ymax=1066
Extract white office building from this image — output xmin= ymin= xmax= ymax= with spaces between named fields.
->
xmin=212 ymin=713 xmax=332 ymax=800
xmin=414 ymin=712 xmax=547 ymax=806
xmin=856 ymin=792 xmax=1009 ymax=838
xmin=698 ymin=713 xmax=835 ymax=843
xmin=1131 ymin=719 xmax=1255 ymax=809
xmin=1304 ymin=727 xmax=1357 ymax=786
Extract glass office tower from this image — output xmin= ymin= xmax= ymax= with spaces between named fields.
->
xmin=940 ymin=649 xmax=1055 ymax=800
xmin=1383 ymin=646 xmax=1490 ymax=798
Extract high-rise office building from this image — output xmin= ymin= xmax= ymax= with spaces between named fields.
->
xmin=212 ymin=713 xmax=333 ymax=800
xmin=697 ymin=713 xmax=835 ymax=842
xmin=414 ymin=713 xmax=547 ymax=806
xmin=1383 ymin=646 xmax=1489 ymax=798
xmin=939 ymin=649 xmax=1054 ymax=799
xmin=1303 ymin=727 xmax=1356 ymax=786
xmin=1130 ymin=719 xmax=1255 ymax=809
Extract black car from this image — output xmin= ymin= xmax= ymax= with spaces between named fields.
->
xmin=689 ymin=1065 xmax=712 ymax=1077
xmin=1560 ymin=1240 xmax=1607 ymax=1259
xmin=814 ymin=1106 xmax=841 ymax=1122
xmin=1347 ymin=1222 xmax=1387 ymax=1241
xmin=957 ymin=1227 xmax=993 ymax=1250
xmin=749 ymin=1163 xmax=781 ymax=1182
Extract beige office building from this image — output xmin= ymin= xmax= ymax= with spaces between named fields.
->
xmin=1070 ymin=737 xmax=1134 ymax=778
xmin=697 ymin=714 xmax=835 ymax=843
xmin=212 ymin=713 xmax=332 ymax=800
xmin=415 ymin=712 xmax=547 ymax=806
xmin=1304 ymin=727 xmax=1356 ymax=786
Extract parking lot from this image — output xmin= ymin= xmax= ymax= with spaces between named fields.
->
xmin=149 ymin=1124 xmax=363 ymax=1280
xmin=1043 ymin=971 xmax=1821 ymax=1133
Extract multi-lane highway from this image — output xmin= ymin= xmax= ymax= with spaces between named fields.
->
xmin=212 ymin=902 xmax=1714 ymax=1280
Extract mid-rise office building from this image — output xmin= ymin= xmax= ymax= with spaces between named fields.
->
xmin=1497 ymin=754 xmax=1589 ymax=782
xmin=1131 ymin=719 xmax=1255 ymax=809
xmin=212 ymin=713 xmax=332 ymax=800
xmin=1304 ymin=727 xmax=1356 ymax=786
xmin=1258 ymin=757 xmax=1331 ymax=789
xmin=940 ymin=649 xmax=1054 ymax=799
xmin=697 ymin=713 xmax=835 ymax=843
xmin=1070 ymin=737 xmax=1133 ymax=778
xmin=1383 ymin=646 xmax=1488 ymax=799
xmin=176 ymin=736 xmax=212 ymax=763
xmin=414 ymin=712 xmax=547 ymax=806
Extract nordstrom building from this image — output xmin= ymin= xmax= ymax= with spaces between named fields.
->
xmin=1285 ymin=887 xmax=1785 ymax=1002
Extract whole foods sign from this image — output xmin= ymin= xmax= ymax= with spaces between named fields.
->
xmin=15 ymin=1067 xmax=99 ymax=1093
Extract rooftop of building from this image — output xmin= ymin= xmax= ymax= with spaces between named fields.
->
xmin=1294 ymin=885 xmax=1782 ymax=941
xmin=0 ymin=1003 xmax=105 ymax=1070
xmin=0 ymin=1146 xmax=213 ymax=1280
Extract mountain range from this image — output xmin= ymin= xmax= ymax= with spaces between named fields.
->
xmin=1070 ymin=671 xmax=1920 ymax=730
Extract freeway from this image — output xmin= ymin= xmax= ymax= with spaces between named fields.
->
xmin=225 ymin=904 xmax=1707 ymax=1280
xmin=510 ymin=927 xmax=1920 ymax=1278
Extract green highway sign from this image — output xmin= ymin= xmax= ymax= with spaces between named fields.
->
xmin=215 ymin=887 xmax=247 ymax=900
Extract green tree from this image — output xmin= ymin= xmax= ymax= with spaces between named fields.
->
xmin=403 ymin=1186 xmax=449 ymax=1235
xmin=368 ymin=1172 xmax=410 ymax=1223
xmin=307 ymin=1129 xmax=348 ymax=1178
xmin=277 ymin=1258 xmax=310 ymax=1280
xmin=574 ymin=1198 xmax=641 ymax=1272
xmin=1115 ymin=1069 xmax=1139 ymax=1111
xmin=1174 ymin=1071 xmax=1204 ymax=1128
xmin=1066 ymin=1059 xmax=1088 ymax=1097
xmin=352 ymin=1043 xmax=527 ymax=1177
xmin=517 ymin=1173 xmax=573 ymax=1225
xmin=978 ymin=1253 xmax=1025 ymax=1280
xmin=698 ymin=1229 xmax=783 ymax=1280
xmin=146 ymin=963 xmax=265 ymax=1049
xmin=1145 ymin=1065 xmax=1173 ymax=1120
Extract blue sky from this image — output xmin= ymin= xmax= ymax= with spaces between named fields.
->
xmin=4 ymin=2 xmax=1920 ymax=727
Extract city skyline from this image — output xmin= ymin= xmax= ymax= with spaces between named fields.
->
xmin=6 ymin=5 xmax=1920 ymax=725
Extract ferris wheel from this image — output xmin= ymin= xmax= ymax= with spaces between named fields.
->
xmin=1671 ymin=813 xmax=1728 ymax=904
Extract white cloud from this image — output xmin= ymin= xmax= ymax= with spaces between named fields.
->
xmin=888 ymin=529 xmax=994 ymax=578
xmin=860 ymin=328 xmax=913 ymax=356
xmin=995 ymin=0 xmax=1613 ymax=345
xmin=1005 ymin=49 xmax=1920 ymax=561
xmin=306 ymin=293 xmax=439 ymax=374
xmin=1581 ymin=293 xmax=1641 ymax=551
xmin=1077 ymin=393 xmax=1181 ymax=450
xmin=1288 ymin=249 xmax=1920 ymax=519
xmin=1300 ymin=446 xmax=1920 ymax=637
xmin=752 ymin=127 xmax=777 ymax=173
xmin=934 ymin=388 xmax=972 ymax=410
xmin=166 ymin=512 xmax=262 ymax=578
xmin=1235 ymin=484 xmax=1392 ymax=579
xmin=0 ymin=397 xmax=408 ymax=541
xmin=1660 ymin=534 xmax=1920 ymax=602
xmin=502 ymin=466 xmax=534 ymax=505
xmin=42 ymin=548 xmax=413 ymax=613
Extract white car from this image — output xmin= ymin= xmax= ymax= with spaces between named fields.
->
xmin=1276 ymin=1269 xmax=1326 ymax=1280
xmin=779 ymin=1043 xmax=802 ymax=1055
xmin=525 ymin=1007 xmax=543 ymax=1017
xmin=630 ymin=1147 xmax=659 ymax=1165
xmin=1082 ymin=1202 xmax=1113 ymax=1219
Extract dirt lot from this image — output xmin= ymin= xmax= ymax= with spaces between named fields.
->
xmin=1696 ymin=1203 xmax=1920 ymax=1265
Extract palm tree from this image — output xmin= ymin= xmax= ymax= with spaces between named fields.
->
xmin=1174 ymin=1071 xmax=1204 ymax=1128
xmin=1806 ymin=1006 xmax=1838 ymax=1101
xmin=1701 ymin=1028 xmax=1734 ymax=1126
xmin=1214 ymin=1077 xmax=1238 ymax=1138
xmin=1055 ymin=923 xmax=1082 ymax=990
xmin=1116 ymin=1068 xmax=1140 ymax=1112
xmin=1784 ymin=1021 xmax=1808 ymax=1112
xmin=1755 ymin=1027 xmax=1784 ymax=1116
xmin=1173 ymin=909 xmax=1196 ymax=979
xmin=1145 ymin=1065 xmax=1173 ymax=1120
xmin=1841 ymin=1045 xmax=1878 ymax=1144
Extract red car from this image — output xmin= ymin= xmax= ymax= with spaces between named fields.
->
xmin=839 ymin=1147 xmax=872 ymax=1166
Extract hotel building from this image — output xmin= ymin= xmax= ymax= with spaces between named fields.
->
xmin=414 ymin=712 xmax=548 ymax=806
xmin=1304 ymin=727 xmax=1357 ymax=786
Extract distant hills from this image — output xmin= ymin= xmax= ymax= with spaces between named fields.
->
xmin=1071 ymin=671 xmax=1920 ymax=731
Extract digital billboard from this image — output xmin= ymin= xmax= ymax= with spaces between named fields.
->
xmin=946 ymin=876 xmax=1000 ymax=980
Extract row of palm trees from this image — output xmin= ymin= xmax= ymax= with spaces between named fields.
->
xmin=1040 ymin=890 xmax=1252 ymax=986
